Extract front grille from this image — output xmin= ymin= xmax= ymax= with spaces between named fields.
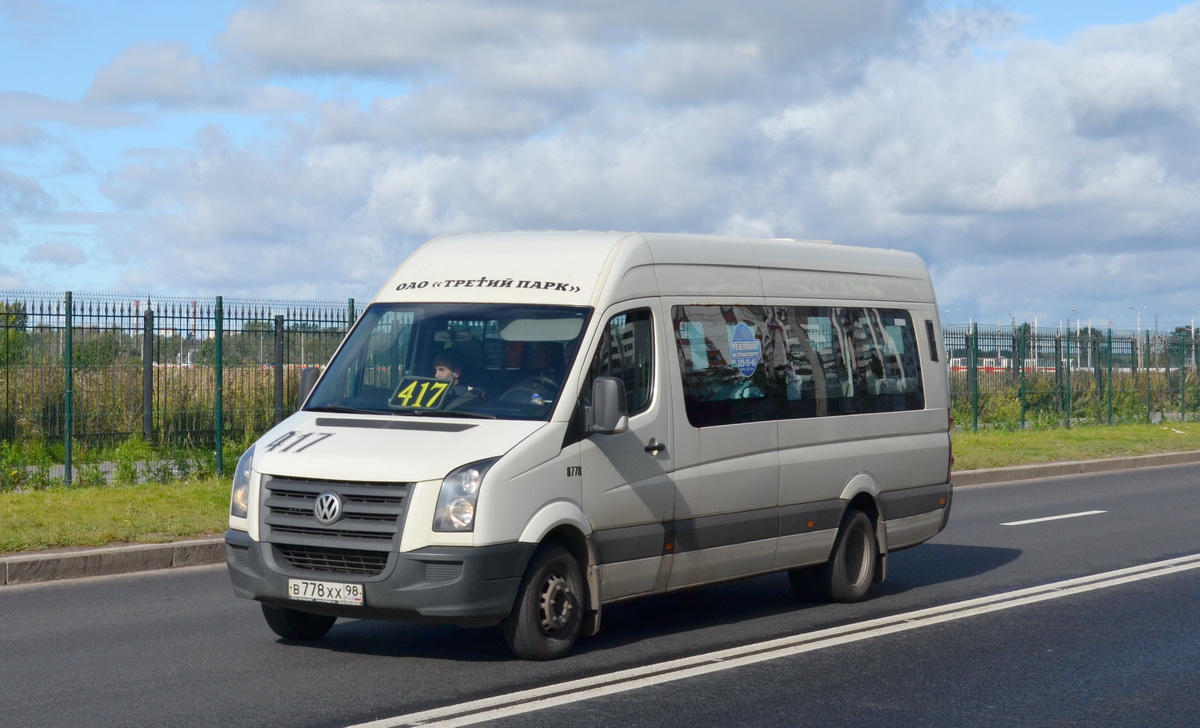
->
xmin=276 ymin=544 xmax=390 ymax=575
xmin=263 ymin=475 xmax=410 ymax=576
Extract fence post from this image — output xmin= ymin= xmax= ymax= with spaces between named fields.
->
xmin=1064 ymin=328 xmax=1072 ymax=428
xmin=1145 ymin=329 xmax=1152 ymax=423
xmin=1176 ymin=335 xmax=1185 ymax=422
xmin=274 ymin=314 xmax=285 ymax=424
xmin=969 ymin=323 xmax=979 ymax=431
xmin=215 ymin=296 xmax=224 ymax=476
xmin=348 ymin=298 xmax=356 ymax=326
xmin=1019 ymin=326 xmax=1027 ymax=429
xmin=1194 ymin=334 xmax=1199 ymax=422
xmin=1181 ymin=335 xmax=1187 ymax=421
xmin=142 ymin=308 xmax=154 ymax=442
xmin=1053 ymin=334 xmax=1063 ymax=419
xmin=1106 ymin=329 xmax=1113 ymax=425
xmin=63 ymin=292 xmax=73 ymax=487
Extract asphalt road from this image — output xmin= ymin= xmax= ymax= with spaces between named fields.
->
xmin=3 ymin=463 xmax=1199 ymax=728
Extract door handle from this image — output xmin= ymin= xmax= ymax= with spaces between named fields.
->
xmin=644 ymin=438 xmax=666 ymax=455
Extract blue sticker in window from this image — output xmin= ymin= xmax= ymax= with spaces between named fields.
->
xmin=730 ymin=323 xmax=761 ymax=377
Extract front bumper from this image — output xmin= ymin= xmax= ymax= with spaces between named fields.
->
xmin=225 ymin=529 xmax=535 ymax=627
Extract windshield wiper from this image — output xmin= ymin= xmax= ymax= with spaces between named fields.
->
xmin=306 ymin=405 xmax=385 ymax=415
xmin=393 ymin=409 xmax=497 ymax=420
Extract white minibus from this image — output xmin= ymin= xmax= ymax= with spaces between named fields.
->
xmin=226 ymin=231 xmax=953 ymax=660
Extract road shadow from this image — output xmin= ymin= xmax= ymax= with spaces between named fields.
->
xmin=287 ymin=543 xmax=1021 ymax=662
xmin=281 ymin=619 xmax=513 ymax=662
xmin=872 ymin=543 xmax=1023 ymax=596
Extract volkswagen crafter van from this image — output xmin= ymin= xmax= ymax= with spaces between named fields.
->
xmin=226 ymin=231 xmax=953 ymax=660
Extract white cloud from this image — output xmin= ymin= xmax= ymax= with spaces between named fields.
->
xmin=87 ymin=41 xmax=206 ymax=107
xmin=7 ymin=0 xmax=1199 ymax=327
xmin=0 ymin=0 xmax=73 ymax=49
xmin=0 ymin=260 xmax=26 ymax=288
xmin=86 ymin=41 xmax=311 ymax=111
xmin=0 ymin=121 xmax=50 ymax=148
xmin=0 ymin=90 xmax=143 ymax=127
xmin=20 ymin=240 xmax=87 ymax=267
xmin=0 ymin=168 xmax=53 ymax=214
xmin=217 ymin=0 xmax=918 ymax=78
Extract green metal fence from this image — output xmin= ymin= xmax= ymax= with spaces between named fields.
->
xmin=946 ymin=324 xmax=1200 ymax=431
xmin=3 ymin=291 xmax=1199 ymax=484
xmin=1 ymin=291 xmax=356 ymax=483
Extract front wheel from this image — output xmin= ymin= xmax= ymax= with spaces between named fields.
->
xmin=502 ymin=545 xmax=583 ymax=660
xmin=261 ymin=604 xmax=337 ymax=641
xmin=816 ymin=508 xmax=877 ymax=603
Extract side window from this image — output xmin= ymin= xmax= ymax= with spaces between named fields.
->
xmin=588 ymin=308 xmax=653 ymax=415
xmin=673 ymin=304 xmax=773 ymax=427
xmin=775 ymin=307 xmax=852 ymax=418
xmin=775 ymin=306 xmax=924 ymax=419
xmin=856 ymin=309 xmax=924 ymax=412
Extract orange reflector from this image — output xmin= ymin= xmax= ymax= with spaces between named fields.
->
xmin=807 ymin=520 xmax=816 ymax=529
xmin=664 ymin=541 xmax=674 ymax=552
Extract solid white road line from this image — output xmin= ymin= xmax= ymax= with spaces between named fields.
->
xmin=351 ymin=553 xmax=1200 ymax=728
xmin=1002 ymin=510 xmax=1107 ymax=526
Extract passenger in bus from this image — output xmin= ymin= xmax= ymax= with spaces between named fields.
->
xmin=527 ymin=341 xmax=565 ymax=381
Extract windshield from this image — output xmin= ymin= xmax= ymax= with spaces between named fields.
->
xmin=307 ymin=303 xmax=591 ymax=421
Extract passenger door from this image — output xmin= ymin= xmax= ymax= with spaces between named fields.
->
xmin=580 ymin=303 xmax=674 ymax=600
xmin=665 ymin=303 xmax=781 ymax=589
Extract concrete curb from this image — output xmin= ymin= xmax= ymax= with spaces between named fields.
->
xmin=952 ymin=449 xmax=1200 ymax=487
xmin=5 ymin=449 xmax=1200 ymax=587
xmin=1 ymin=538 xmax=224 ymax=586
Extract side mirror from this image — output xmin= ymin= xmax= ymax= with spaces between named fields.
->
xmin=587 ymin=376 xmax=629 ymax=434
xmin=297 ymin=367 xmax=321 ymax=409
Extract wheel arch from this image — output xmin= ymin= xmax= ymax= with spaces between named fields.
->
xmin=839 ymin=473 xmax=888 ymax=583
xmin=517 ymin=501 xmax=601 ymax=636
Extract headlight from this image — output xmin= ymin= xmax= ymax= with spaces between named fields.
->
xmin=230 ymin=446 xmax=255 ymax=519
xmin=434 ymin=458 xmax=497 ymax=532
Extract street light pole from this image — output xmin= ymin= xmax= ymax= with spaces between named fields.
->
xmin=1128 ymin=305 xmax=1147 ymax=370
xmin=1070 ymin=309 xmax=1080 ymax=368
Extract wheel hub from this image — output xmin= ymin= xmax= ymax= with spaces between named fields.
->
xmin=537 ymin=573 xmax=575 ymax=635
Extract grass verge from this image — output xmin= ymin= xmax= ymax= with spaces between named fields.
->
xmin=0 ymin=478 xmax=228 ymax=555
xmin=2 ymin=423 xmax=1200 ymax=555
xmin=952 ymin=422 xmax=1200 ymax=470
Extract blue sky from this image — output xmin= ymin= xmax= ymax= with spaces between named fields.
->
xmin=995 ymin=1 xmax=1189 ymax=40
xmin=2 ymin=0 xmax=1200 ymax=331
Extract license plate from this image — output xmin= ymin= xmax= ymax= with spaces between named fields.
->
xmin=287 ymin=579 xmax=364 ymax=606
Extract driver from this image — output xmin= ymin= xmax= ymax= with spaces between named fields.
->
xmin=433 ymin=348 xmax=465 ymax=386
xmin=433 ymin=348 xmax=485 ymax=400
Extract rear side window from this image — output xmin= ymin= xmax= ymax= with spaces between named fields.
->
xmin=672 ymin=305 xmax=924 ymax=427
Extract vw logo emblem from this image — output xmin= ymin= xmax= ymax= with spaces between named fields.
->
xmin=314 ymin=492 xmax=342 ymax=525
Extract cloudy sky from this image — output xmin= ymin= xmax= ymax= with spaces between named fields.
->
xmin=2 ymin=0 xmax=1198 ymax=331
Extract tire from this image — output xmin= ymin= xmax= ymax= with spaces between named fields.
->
xmin=816 ymin=508 xmax=877 ymax=603
xmin=261 ymin=604 xmax=337 ymax=641
xmin=502 ymin=545 xmax=583 ymax=661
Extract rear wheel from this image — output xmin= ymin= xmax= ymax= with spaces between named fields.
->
xmin=502 ymin=545 xmax=583 ymax=660
xmin=816 ymin=508 xmax=877 ymax=603
xmin=261 ymin=604 xmax=337 ymax=641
